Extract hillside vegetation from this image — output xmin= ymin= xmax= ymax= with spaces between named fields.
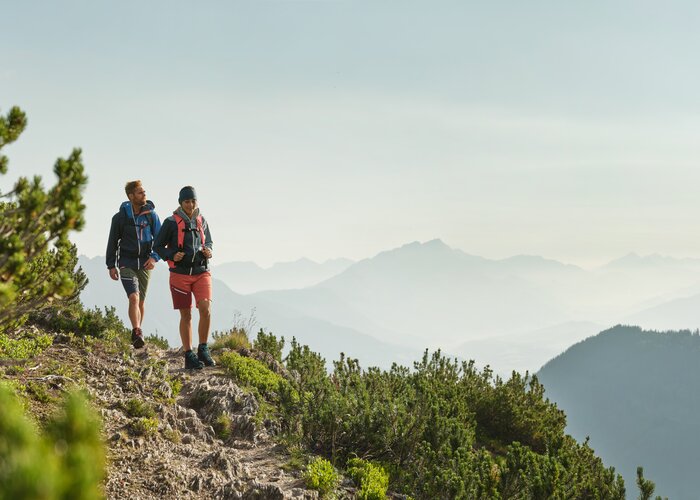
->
xmin=2 ymin=313 xmax=635 ymax=499
xmin=539 ymin=324 xmax=696 ymax=499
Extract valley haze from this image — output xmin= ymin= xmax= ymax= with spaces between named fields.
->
xmin=80 ymin=239 xmax=700 ymax=376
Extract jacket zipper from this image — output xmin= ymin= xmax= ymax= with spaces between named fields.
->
xmin=133 ymin=209 xmax=141 ymax=269
xmin=189 ymin=218 xmax=196 ymax=275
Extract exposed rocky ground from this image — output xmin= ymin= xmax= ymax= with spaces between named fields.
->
xmin=1 ymin=333 xmax=330 ymax=499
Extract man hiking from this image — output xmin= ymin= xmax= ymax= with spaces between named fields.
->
xmin=106 ymin=180 xmax=162 ymax=348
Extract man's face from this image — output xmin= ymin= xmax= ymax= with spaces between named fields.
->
xmin=129 ymin=186 xmax=147 ymax=206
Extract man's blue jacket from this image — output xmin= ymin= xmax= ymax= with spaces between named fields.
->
xmin=106 ymin=200 xmax=162 ymax=270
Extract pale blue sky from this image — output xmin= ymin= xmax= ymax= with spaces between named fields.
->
xmin=2 ymin=1 xmax=699 ymax=266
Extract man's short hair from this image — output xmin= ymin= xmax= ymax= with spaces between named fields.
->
xmin=125 ymin=180 xmax=142 ymax=197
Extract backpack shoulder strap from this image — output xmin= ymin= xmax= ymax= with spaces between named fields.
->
xmin=173 ymin=214 xmax=186 ymax=249
xmin=195 ymin=215 xmax=206 ymax=247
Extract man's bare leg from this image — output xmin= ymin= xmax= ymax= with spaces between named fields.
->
xmin=128 ymin=292 xmax=141 ymax=329
xmin=197 ymin=299 xmax=211 ymax=345
xmin=179 ymin=308 xmax=193 ymax=350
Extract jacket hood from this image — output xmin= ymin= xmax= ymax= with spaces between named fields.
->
xmin=120 ymin=199 xmax=156 ymax=218
xmin=173 ymin=206 xmax=200 ymax=221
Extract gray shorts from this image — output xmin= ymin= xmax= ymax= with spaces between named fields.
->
xmin=119 ymin=267 xmax=151 ymax=300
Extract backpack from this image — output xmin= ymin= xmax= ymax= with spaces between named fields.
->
xmin=168 ymin=213 xmax=207 ymax=269
xmin=135 ymin=211 xmax=155 ymax=243
xmin=120 ymin=209 xmax=156 ymax=245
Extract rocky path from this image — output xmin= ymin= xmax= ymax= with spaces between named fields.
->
xmin=68 ymin=339 xmax=319 ymax=499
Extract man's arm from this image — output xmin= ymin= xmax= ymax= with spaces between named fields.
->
xmin=149 ymin=211 xmax=163 ymax=262
xmin=106 ymin=214 xmax=120 ymax=269
xmin=201 ymin=218 xmax=213 ymax=259
xmin=204 ymin=218 xmax=213 ymax=252
xmin=153 ymin=219 xmax=176 ymax=261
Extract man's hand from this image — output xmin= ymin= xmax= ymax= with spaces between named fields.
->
xmin=109 ymin=268 xmax=119 ymax=280
xmin=174 ymin=252 xmax=185 ymax=262
xmin=144 ymin=257 xmax=156 ymax=270
xmin=201 ymin=248 xmax=212 ymax=259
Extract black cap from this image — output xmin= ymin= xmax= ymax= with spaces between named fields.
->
xmin=178 ymin=186 xmax=197 ymax=204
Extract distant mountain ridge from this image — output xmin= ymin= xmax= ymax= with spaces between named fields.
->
xmin=537 ymin=325 xmax=700 ymax=499
xmin=213 ymin=257 xmax=354 ymax=294
xmin=302 ymin=239 xmax=573 ymax=345
xmin=600 ymin=252 xmax=700 ymax=270
xmin=300 ymin=240 xmax=700 ymax=348
xmin=82 ymin=240 xmax=700 ymax=375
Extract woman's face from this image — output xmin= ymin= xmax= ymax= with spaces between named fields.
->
xmin=181 ymin=199 xmax=197 ymax=217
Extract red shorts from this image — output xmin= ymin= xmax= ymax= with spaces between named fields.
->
xmin=169 ymin=271 xmax=212 ymax=309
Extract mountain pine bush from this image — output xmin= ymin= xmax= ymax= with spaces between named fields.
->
xmin=254 ymin=328 xmax=285 ymax=362
xmin=220 ymin=351 xmax=293 ymax=399
xmin=0 ymin=106 xmax=87 ymax=334
xmin=346 ymin=458 xmax=389 ymax=500
xmin=271 ymin=337 xmax=627 ymax=499
xmin=211 ymin=326 xmax=251 ymax=350
xmin=303 ymin=457 xmax=340 ymax=496
xmin=0 ymin=383 xmax=105 ymax=499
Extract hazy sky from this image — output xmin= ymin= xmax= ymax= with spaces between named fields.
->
xmin=2 ymin=1 xmax=699 ymax=267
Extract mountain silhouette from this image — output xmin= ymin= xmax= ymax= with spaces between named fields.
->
xmin=537 ymin=325 xmax=700 ymax=499
xmin=213 ymin=257 xmax=354 ymax=293
xmin=81 ymin=241 xmax=700 ymax=376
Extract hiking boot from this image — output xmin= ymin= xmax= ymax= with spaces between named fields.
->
xmin=197 ymin=344 xmax=216 ymax=367
xmin=185 ymin=350 xmax=204 ymax=370
xmin=131 ymin=328 xmax=145 ymax=349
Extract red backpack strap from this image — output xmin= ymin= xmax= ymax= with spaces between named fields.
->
xmin=173 ymin=214 xmax=186 ymax=249
xmin=195 ymin=215 xmax=206 ymax=247
xmin=168 ymin=214 xmax=187 ymax=269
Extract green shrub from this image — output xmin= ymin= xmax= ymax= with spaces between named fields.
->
xmin=26 ymin=380 xmax=54 ymax=403
xmin=0 ymin=105 xmax=88 ymax=335
xmin=254 ymin=329 xmax=285 ymax=361
xmin=169 ymin=377 xmax=183 ymax=398
xmin=283 ymin=443 xmax=307 ymax=472
xmin=0 ymin=331 xmax=52 ymax=359
xmin=0 ymin=382 xmax=60 ymax=497
xmin=304 ymin=457 xmax=339 ymax=496
xmin=282 ymin=337 xmax=328 ymax=426
xmin=73 ymin=306 xmax=127 ymax=339
xmin=131 ymin=417 xmax=159 ymax=437
xmin=346 ymin=458 xmax=389 ymax=500
xmin=163 ymin=428 xmax=181 ymax=443
xmin=213 ymin=413 xmax=232 ymax=440
xmin=189 ymin=389 xmax=212 ymax=411
xmin=123 ymin=398 xmax=155 ymax=418
xmin=29 ymin=304 xmax=129 ymax=340
xmin=144 ymin=333 xmax=169 ymax=349
xmin=212 ymin=327 xmax=251 ymax=350
xmin=0 ymin=383 xmax=105 ymax=499
xmin=278 ymin=345 xmax=627 ymax=500
xmin=220 ymin=351 xmax=290 ymax=397
xmin=45 ymin=390 xmax=105 ymax=499
xmin=473 ymin=371 xmax=565 ymax=453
